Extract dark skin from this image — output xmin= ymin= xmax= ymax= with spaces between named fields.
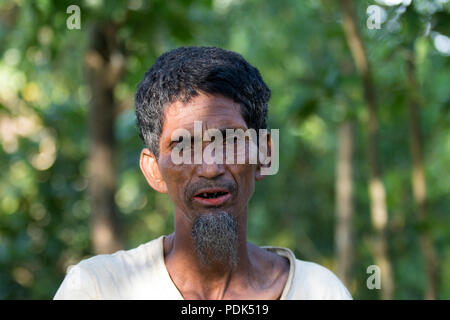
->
xmin=139 ymin=92 xmax=289 ymax=300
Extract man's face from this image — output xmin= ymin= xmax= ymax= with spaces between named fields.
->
xmin=156 ymin=92 xmax=258 ymax=222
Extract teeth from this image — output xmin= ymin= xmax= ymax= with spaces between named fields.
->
xmin=197 ymin=192 xmax=227 ymax=199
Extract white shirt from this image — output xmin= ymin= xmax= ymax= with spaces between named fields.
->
xmin=54 ymin=235 xmax=352 ymax=300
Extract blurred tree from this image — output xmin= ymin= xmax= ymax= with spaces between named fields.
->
xmin=85 ymin=21 xmax=125 ymax=254
xmin=340 ymin=0 xmax=394 ymax=299
xmin=335 ymin=119 xmax=354 ymax=288
xmin=400 ymin=4 xmax=443 ymax=299
xmin=406 ymin=44 xmax=439 ymax=299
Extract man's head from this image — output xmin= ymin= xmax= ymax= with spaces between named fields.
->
xmin=135 ymin=46 xmax=271 ymax=158
xmin=135 ymin=47 xmax=271 ymax=267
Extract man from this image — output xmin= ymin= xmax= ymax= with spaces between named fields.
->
xmin=54 ymin=47 xmax=352 ymax=300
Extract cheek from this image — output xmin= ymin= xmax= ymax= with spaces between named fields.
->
xmin=158 ymin=156 xmax=192 ymax=201
xmin=230 ymin=164 xmax=257 ymax=201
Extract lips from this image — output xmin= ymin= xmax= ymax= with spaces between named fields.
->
xmin=192 ymin=188 xmax=231 ymax=206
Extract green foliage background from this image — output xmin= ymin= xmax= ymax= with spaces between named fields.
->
xmin=0 ymin=0 xmax=449 ymax=299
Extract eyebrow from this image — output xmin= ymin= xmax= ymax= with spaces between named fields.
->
xmin=168 ymin=135 xmax=195 ymax=148
xmin=167 ymin=127 xmax=247 ymax=148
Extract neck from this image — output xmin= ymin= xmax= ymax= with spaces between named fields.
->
xmin=164 ymin=208 xmax=253 ymax=299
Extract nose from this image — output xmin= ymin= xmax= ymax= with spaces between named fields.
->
xmin=197 ymin=161 xmax=225 ymax=179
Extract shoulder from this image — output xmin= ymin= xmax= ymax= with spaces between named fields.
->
xmin=79 ymin=236 xmax=162 ymax=276
xmin=261 ymin=246 xmax=352 ymax=300
xmin=54 ymin=236 xmax=163 ymax=300
xmin=289 ymin=259 xmax=353 ymax=300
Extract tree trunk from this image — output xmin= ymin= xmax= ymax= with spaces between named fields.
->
xmin=340 ymin=0 xmax=394 ymax=299
xmin=406 ymin=48 xmax=439 ymax=299
xmin=85 ymin=22 xmax=125 ymax=254
xmin=335 ymin=120 xmax=354 ymax=288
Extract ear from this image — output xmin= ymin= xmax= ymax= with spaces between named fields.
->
xmin=139 ymin=148 xmax=168 ymax=194
xmin=255 ymin=132 xmax=272 ymax=181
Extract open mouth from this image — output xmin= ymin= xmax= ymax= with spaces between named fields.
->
xmin=196 ymin=191 xmax=229 ymax=199
xmin=192 ymin=189 xmax=231 ymax=206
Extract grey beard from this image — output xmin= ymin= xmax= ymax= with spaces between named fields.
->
xmin=191 ymin=211 xmax=239 ymax=269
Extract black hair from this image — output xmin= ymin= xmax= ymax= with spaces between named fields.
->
xmin=135 ymin=46 xmax=271 ymax=157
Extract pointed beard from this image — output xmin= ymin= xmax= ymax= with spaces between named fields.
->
xmin=191 ymin=211 xmax=239 ymax=269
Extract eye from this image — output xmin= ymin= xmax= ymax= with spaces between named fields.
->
xmin=170 ymin=135 xmax=186 ymax=147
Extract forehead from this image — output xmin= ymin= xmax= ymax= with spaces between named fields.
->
xmin=161 ymin=93 xmax=248 ymax=134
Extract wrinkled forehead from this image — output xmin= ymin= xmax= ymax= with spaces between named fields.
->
xmin=160 ymin=94 xmax=248 ymax=137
